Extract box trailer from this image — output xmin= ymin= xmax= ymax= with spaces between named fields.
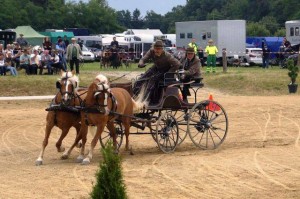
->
xmin=175 ymin=20 xmax=246 ymax=58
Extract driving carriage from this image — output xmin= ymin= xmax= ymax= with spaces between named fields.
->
xmin=40 ymin=70 xmax=228 ymax=165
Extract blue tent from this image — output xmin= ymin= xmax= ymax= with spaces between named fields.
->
xmin=246 ymin=37 xmax=283 ymax=58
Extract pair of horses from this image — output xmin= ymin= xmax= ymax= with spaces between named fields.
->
xmin=36 ymin=71 xmax=146 ymax=165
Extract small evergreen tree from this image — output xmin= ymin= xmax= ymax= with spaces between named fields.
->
xmin=287 ymin=59 xmax=299 ymax=84
xmin=90 ymin=141 xmax=127 ymax=199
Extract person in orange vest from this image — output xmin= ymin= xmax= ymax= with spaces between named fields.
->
xmin=205 ymin=39 xmax=218 ymax=73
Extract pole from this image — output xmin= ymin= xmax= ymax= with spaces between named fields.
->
xmin=222 ymin=48 xmax=227 ymax=73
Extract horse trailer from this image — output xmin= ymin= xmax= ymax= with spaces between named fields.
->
xmin=175 ymin=20 xmax=246 ymax=58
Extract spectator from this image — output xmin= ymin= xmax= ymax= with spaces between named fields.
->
xmin=29 ymin=49 xmax=41 ymax=75
xmin=77 ymin=38 xmax=83 ymax=50
xmin=50 ymin=50 xmax=65 ymax=73
xmin=205 ymin=39 xmax=218 ymax=73
xmin=262 ymin=42 xmax=270 ymax=69
xmin=19 ymin=49 xmax=30 ymax=75
xmin=4 ymin=52 xmax=18 ymax=76
xmin=16 ymin=33 xmax=28 ymax=49
xmin=282 ymin=37 xmax=291 ymax=50
xmin=66 ymin=37 xmax=82 ymax=75
xmin=12 ymin=43 xmax=22 ymax=68
xmin=0 ymin=53 xmax=6 ymax=75
xmin=111 ymin=36 xmax=119 ymax=48
xmin=0 ymin=44 xmax=4 ymax=54
xmin=56 ymin=39 xmax=67 ymax=70
xmin=43 ymin=37 xmax=52 ymax=53
xmin=198 ymin=47 xmax=205 ymax=67
xmin=40 ymin=50 xmax=53 ymax=75
xmin=63 ymin=35 xmax=69 ymax=47
xmin=188 ymin=38 xmax=198 ymax=54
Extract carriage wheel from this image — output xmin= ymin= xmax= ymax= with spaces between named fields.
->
xmin=156 ymin=112 xmax=179 ymax=153
xmin=187 ymin=100 xmax=228 ymax=150
xmin=99 ymin=121 xmax=124 ymax=150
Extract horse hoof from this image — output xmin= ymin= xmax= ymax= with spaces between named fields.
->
xmin=82 ymin=158 xmax=90 ymax=165
xmin=57 ymin=146 xmax=65 ymax=152
xmin=76 ymin=155 xmax=84 ymax=163
xmin=76 ymin=142 xmax=82 ymax=148
xmin=35 ymin=160 xmax=43 ymax=166
xmin=61 ymin=154 xmax=69 ymax=160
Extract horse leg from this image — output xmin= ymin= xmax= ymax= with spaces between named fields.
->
xmin=55 ymin=126 xmax=71 ymax=152
xmin=82 ymin=123 xmax=106 ymax=165
xmin=36 ymin=116 xmax=55 ymax=166
xmin=61 ymin=123 xmax=88 ymax=161
xmin=74 ymin=123 xmax=82 ymax=148
xmin=123 ymin=119 xmax=132 ymax=153
xmin=106 ymin=121 xmax=118 ymax=152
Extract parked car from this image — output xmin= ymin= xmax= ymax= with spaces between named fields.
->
xmin=90 ymin=48 xmax=102 ymax=62
xmin=245 ymin=48 xmax=262 ymax=65
xmin=80 ymin=44 xmax=95 ymax=62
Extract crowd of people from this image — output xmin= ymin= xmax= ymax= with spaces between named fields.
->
xmin=0 ymin=33 xmax=83 ymax=76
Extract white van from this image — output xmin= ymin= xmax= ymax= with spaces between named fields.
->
xmin=74 ymin=36 xmax=102 ymax=50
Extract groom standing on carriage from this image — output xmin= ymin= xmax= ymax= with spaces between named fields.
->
xmin=133 ymin=40 xmax=181 ymax=104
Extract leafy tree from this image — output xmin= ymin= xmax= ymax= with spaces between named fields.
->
xmin=247 ymin=22 xmax=270 ymax=36
xmin=259 ymin=16 xmax=279 ymax=35
xmin=131 ymin=9 xmax=144 ymax=29
xmin=144 ymin=11 xmax=164 ymax=30
xmin=207 ymin=9 xmax=224 ymax=20
xmin=274 ymin=28 xmax=286 ymax=37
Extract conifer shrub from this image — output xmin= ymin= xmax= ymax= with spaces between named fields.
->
xmin=90 ymin=141 xmax=127 ymax=199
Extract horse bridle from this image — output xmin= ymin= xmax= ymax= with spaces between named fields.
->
xmin=56 ymin=76 xmax=78 ymax=106
xmin=93 ymin=82 xmax=117 ymax=115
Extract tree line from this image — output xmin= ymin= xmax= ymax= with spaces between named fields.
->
xmin=0 ymin=0 xmax=299 ymax=36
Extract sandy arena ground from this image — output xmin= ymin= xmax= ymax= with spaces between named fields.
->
xmin=0 ymin=83 xmax=300 ymax=199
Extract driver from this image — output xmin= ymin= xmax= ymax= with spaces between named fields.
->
xmin=133 ymin=40 xmax=181 ymax=104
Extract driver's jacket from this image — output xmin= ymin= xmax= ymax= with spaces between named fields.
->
xmin=139 ymin=49 xmax=181 ymax=72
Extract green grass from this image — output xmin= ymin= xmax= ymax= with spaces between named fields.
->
xmin=0 ymin=62 xmax=297 ymax=96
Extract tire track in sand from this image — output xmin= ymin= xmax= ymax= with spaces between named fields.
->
xmin=151 ymin=155 xmax=219 ymax=199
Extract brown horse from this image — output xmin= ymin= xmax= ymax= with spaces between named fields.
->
xmin=61 ymin=74 xmax=146 ymax=164
xmin=36 ymin=70 xmax=87 ymax=165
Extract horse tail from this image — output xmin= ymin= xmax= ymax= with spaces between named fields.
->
xmin=132 ymin=84 xmax=149 ymax=112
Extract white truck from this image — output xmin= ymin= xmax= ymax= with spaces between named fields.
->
xmin=175 ymin=20 xmax=246 ymax=60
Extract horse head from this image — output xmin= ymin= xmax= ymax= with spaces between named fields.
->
xmin=86 ymin=74 xmax=111 ymax=108
xmin=55 ymin=70 xmax=79 ymax=106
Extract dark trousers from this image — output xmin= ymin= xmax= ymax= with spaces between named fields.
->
xmin=133 ymin=66 xmax=164 ymax=104
xmin=29 ymin=64 xmax=38 ymax=75
xmin=0 ymin=66 xmax=7 ymax=75
xmin=69 ymin=58 xmax=79 ymax=74
xmin=20 ymin=64 xmax=30 ymax=75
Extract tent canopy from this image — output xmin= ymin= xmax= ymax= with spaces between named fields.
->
xmin=15 ymin=26 xmax=45 ymax=46
xmin=40 ymin=31 xmax=74 ymax=44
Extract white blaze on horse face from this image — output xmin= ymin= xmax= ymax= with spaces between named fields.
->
xmin=64 ymin=80 xmax=70 ymax=101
